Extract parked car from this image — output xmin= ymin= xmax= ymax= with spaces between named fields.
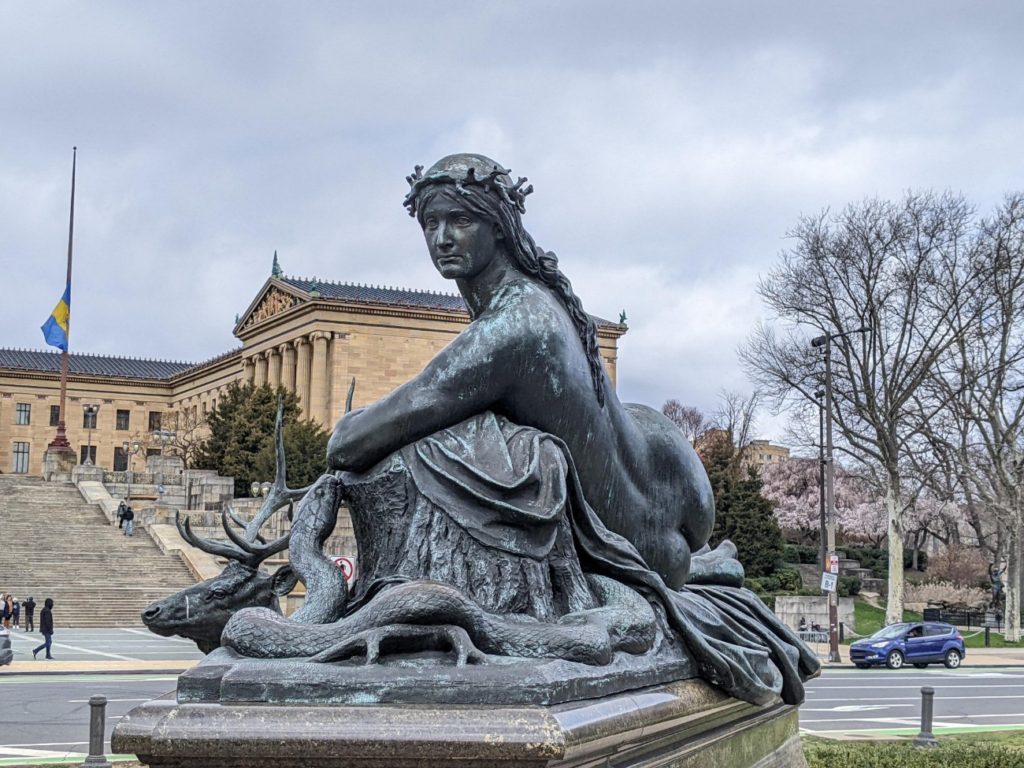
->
xmin=0 ymin=627 xmax=12 ymax=667
xmin=849 ymin=621 xmax=965 ymax=670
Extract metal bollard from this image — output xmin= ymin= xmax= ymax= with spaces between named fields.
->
xmin=839 ymin=622 xmax=845 ymax=642
xmin=913 ymin=687 xmax=939 ymax=748
xmin=985 ymin=626 xmax=991 ymax=647
xmin=81 ymin=695 xmax=113 ymax=767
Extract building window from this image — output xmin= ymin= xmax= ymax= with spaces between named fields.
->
xmin=83 ymin=409 xmax=98 ymax=429
xmin=113 ymin=447 xmax=128 ymax=472
xmin=80 ymin=445 xmax=97 ymax=464
xmin=12 ymin=442 xmax=29 ymax=473
xmin=116 ymin=409 xmax=130 ymax=430
xmin=49 ymin=405 xmax=61 ymax=426
xmin=148 ymin=411 xmax=162 ymax=432
xmin=147 ymin=447 xmax=161 ymax=457
xmin=15 ymin=403 xmax=30 ymax=425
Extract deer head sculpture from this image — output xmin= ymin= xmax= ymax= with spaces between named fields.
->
xmin=141 ymin=509 xmax=296 ymax=653
xmin=142 ymin=394 xmax=314 ymax=653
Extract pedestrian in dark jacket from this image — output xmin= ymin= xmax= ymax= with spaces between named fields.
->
xmin=117 ymin=500 xmax=127 ymax=529
xmin=123 ymin=506 xmax=135 ymax=537
xmin=32 ymin=598 xmax=55 ymax=660
xmin=22 ymin=597 xmax=35 ymax=632
xmin=1 ymin=595 xmax=10 ymax=628
xmin=11 ymin=598 xmax=19 ymax=630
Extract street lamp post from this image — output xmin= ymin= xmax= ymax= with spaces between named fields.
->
xmin=82 ymin=404 xmax=100 ymax=466
xmin=815 ymin=389 xmax=827 ymax=574
xmin=121 ymin=439 xmax=144 ymax=502
xmin=811 ymin=325 xmax=869 ymax=663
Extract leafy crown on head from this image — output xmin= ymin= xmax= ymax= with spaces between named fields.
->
xmin=404 ymin=156 xmax=534 ymax=217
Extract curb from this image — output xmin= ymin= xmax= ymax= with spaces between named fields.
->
xmin=1 ymin=667 xmax=188 ymax=677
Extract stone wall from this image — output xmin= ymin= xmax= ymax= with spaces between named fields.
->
xmin=775 ymin=595 xmax=855 ymax=634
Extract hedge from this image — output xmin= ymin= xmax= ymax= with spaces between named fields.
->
xmin=804 ymin=741 xmax=1024 ymax=767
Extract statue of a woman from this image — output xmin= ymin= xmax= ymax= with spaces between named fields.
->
xmin=327 ymin=153 xmax=713 ymax=590
xmin=222 ymin=154 xmax=818 ymax=707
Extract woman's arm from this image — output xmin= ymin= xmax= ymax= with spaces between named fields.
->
xmin=327 ymin=314 xmax=516 ymax=472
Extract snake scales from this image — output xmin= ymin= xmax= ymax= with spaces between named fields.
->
xmin=221 ymin=474 xmax=660 ymax=664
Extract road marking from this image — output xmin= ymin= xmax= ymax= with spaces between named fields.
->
xmin=808 ymin=694 xmax=1024 ymax=702
xmin=6 ymin=632 xmax=137 ymax=661
xmin=0 ymin=747 xmax=84 ymax=758
xmin=802 ymin=704 xmax=915 ymax=712
xmin=67 ymin=698 xmax=150 ymax=703
xmin=119 ymin=627 xmax=195 ymax=644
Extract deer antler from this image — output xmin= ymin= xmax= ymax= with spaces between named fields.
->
xmin=175 ymin=510 xmax=288 ymax=569
xmin=244 ymin=395 xmax=310 ymax=542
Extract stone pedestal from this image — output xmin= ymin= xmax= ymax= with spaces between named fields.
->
xmin=113 ymin=679 xmax=805 ymax=768
xmin=43 ymin=445 xmax=76 ymax=481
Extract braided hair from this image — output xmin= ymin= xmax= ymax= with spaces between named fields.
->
xmin=406 ymin=154 xmax=606 ymax=407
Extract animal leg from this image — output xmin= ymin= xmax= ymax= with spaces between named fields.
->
xmin=310 ymin=623 xmax=486 ymax=666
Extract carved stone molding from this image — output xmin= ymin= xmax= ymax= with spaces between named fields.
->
xmin=243 ymin=287 xmax=301 ymax=330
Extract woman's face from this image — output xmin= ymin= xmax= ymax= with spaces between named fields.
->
xmin=420 ymin=191 xmax=504 ymax=281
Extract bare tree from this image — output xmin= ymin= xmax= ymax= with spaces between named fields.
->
xmin=169 ymin=406 xmax=209 ymax=469
xmin=741 ymin=191 xmax=982 ymax=625
xmin=916 ymin=194 xmax=1024 ymax=638
xmin=661 ymin=400 xmax=708 ymax=446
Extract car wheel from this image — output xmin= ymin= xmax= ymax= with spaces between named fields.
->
xmin=886 ymin=650 xmax=905 ymax=670
xmin=944 ymin=649 xmax=962 ymax=669
xmin=913 ymin=663 xmax=928 ymax=668
xmin=855 ymin=663 xmax=870 ymax=669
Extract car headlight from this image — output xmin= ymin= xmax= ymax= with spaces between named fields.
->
xmin=871 ymin=642 xmax=889 ymax=648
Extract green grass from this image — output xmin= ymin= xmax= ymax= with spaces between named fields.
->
xmin=803 ymin=731 xmax=1024 ymax=767
xmin=844 ymin=598 xmax=921 ymax=642
xmin=844 ymin=597 xmax=1024 ymax=648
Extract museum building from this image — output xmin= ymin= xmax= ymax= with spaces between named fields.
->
xmin=0 ymin=272 xmax=627 ymax=476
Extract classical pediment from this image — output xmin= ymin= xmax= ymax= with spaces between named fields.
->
xmin=238 ymin=284 xmax=305 ymax=332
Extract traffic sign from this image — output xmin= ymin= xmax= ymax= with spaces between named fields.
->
xmin=821 ymin=572 xmax=838 ymax=593
xmin=828 ymin=553 xmax=840 ymax=574
xmin=331 ymin=556 xmax=358 ymax=584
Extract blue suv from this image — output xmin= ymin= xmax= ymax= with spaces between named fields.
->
xmin=849 ymin=622 xmax=965 ymax=670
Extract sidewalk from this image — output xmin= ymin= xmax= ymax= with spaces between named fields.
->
xmin=820 ymin=646 xmax=1024 ymax=667
xmin=2 ymin=658 xmax=198 ymax=675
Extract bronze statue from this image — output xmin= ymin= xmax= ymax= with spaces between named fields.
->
xmin=160 ymin=154 xmax=817 ymax=708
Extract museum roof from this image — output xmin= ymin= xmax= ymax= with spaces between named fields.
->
xmin=281 ymin=277 xmax=467 ymax=313
xmin=280 ymin=276 xmax=620 ymax=327
xmin=0 ymin=348 xmax=197 ymax=380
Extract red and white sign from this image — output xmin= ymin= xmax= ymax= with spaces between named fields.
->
xmin=331 ymin=556 xmax=358 ymax=584
xmin=828 ymin=554 xmax=840 ymax=574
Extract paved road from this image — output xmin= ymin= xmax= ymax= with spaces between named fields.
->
xmin=3 ymin=627 xmax=203 ymax=663
xmin=802 ymin=665 xmax=1024 ymax=737
xmin=0 ymin=673 xmax=176 ymax=763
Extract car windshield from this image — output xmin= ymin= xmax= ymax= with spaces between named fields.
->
xmin=870 ymin=624 xmax=909 ymax=640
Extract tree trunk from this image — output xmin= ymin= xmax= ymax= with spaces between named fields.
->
xmin=1007 ymin=520 xmax=1021 ymax=642
xmin=885 ymin=481 xmax=905 ymax=626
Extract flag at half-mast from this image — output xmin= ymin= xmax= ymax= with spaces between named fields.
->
xmin=41 ymin=283 xmax=71 ymax=351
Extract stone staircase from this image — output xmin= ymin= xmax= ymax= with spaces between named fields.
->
xmin=0 ymin=475 xmax=196 ymax=627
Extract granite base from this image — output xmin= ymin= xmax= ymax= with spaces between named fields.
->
xmin=113 ymin=678 xmax=806 ymax=768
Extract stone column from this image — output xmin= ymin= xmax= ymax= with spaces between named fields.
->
xmin=309 ymin=331 xmax=330 ymax=428
xmin=242 ymin=357 xmax=255 ymax=385
xmin=281 ymin=343 xmax=296 ymax=393
xmin=294 ymin=337 xmax=312 ymax=419
xmin=328 ymin=332 xmax=348 ymax=423
xmin=254 ymin=354 xmax=268 ymax=387
xmin=268 ymin=348 xmax=282 ymax=390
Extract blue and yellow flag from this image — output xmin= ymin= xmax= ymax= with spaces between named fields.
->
xmin=41 ymin=283 xmax=71 ymax=351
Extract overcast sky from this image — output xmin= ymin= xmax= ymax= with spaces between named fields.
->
xmin=3 ymin=2 xmax=1023 ymax=440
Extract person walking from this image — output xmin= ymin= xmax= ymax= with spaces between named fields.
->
xmin=117 ymin=500 xmax=127 ymax=529
xmin=22 ymin=596 xmax=35 ymax=633
xmin=32 ymin=598 xmax=54 ymax=660
xmin=11 ymin=597 xmax=19 ymax=630
xmin=2 ymin=594 xmax=11 ymax=629
xmin=123 ymin=505 xmax=135 ymax=537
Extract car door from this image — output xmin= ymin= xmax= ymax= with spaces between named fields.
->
xmin=903 ymin=623 xmax=929 ymax=662
xmin=923 ymin=623 xmax=950 ymax=661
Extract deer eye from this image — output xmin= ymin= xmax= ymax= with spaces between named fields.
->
xmin=208 ymin=588 xmax=230 ymax=600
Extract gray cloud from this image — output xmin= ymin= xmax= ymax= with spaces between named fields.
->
xmin=2 ymin=1 xmax=1023 ymax=437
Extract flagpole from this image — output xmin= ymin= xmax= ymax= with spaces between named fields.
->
xmin=48 ymin=147 xmax=76 ymax=451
